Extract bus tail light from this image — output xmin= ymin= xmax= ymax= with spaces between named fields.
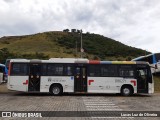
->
xmin=8 ymin=62 xmax=12 ymax=76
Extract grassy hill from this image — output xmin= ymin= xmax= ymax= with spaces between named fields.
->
xmin=0 ymin=31 xmax=150 ymax=63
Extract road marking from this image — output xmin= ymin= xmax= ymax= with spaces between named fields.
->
xmin=85 ymin=104 xmax=115 ymax=105
xmin=86 ymin=106 xmax=119 ymax=107
xmin=86 ymin=109 xmax=123 ymax=111
xmin=83 ymin=100 xmax=111 ymax=102
xmin=83 ymin=97 xmax=122 ymax=111
xmin=84 ymin=102 xmax=113 ymax=103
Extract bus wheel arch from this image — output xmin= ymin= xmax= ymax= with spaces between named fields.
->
xmin=49 ymin=83 xmax=63 ymax=95
xmin=120 ymin=84 xmax=134 ymax=96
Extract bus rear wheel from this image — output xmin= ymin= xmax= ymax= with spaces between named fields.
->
xmin=50 ymin=85 xmax=63 ymax=95
xmin=121 ymin=86 xmax=133 ymax=96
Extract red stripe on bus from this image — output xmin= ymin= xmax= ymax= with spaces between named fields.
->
xmin=8 ymin=62 xmax=12 ymax=76
xmin=89 ymin=80 xmax=94 ymax=85
xmin=23 ymin=80 xmax=28 ymax=85
xmin=89 ymin=60 xmax=100 ymax=64
xmin=131 ymin=80 xmax=136 ymax=86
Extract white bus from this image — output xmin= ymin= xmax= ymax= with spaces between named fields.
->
xmin=7 ymin=58 xmax=154 ymax=96
xmin=132 ymin=53 xmax=160 ymax=74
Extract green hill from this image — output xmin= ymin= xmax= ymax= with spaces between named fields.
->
xmin=0 ymin=31 xmax=150 ymax=63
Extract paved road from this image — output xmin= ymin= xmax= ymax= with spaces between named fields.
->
xmin=0 ymin=92 xmax=160 ymax=120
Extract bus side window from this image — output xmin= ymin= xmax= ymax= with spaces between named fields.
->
xmin=41 ymin=64 xmax=47 ymax=76
xmin=119 ymin=69 xmax=134 ymax=77
xmin=47 ymin=64 xmax=55 ymax=76
xmin=64 ymin=65 xmax=73 ymax=76
xmin=138 ymin=69 xmax=147 ymax=80
xmin=54 ymin=64 xmax=63 ymax=75
xmin=76 ymin=67 xmax=80 ymax=74
xmin=11 ymin=63 xmax=28 ymax=76
xmin=101 ymin=65 xmax=117 ymax=77
xmin=119 ymin=65 xmax=134 ymax=77
xmin=88 ymin=65 xmax=100 ymax=77
xmin=101 ymin=65 xmax=109 ymax=76
xmin=47 ymin=64 xmax=64 ymax=76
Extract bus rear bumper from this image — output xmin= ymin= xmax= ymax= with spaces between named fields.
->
xmin=149 ymin=83 xmax=154 ymax=94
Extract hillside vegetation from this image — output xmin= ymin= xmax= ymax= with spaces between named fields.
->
xmin=154 ymin=75 xmax=160 ymax=92
xmin=0 ymin=31 xmax=150 ymax=63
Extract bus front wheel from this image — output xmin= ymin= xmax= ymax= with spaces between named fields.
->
xmin=50 ymin=84 xmax=63 ymax=95
xmin=121 ymin=86 xmax=133 ymax=96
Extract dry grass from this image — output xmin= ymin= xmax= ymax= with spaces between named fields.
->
xmin=0 ymin=31 xmax=76 ymax=58
xmin=154 ymin=75 xmax=160 ymax=92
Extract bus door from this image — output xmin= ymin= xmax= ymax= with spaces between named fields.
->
xmin=74 ymin=66 xmax=87 ymax=92
xmin=28 ymin=64 xmax=41 ymax=92
xmin=136 ymin=66 xmax=148 ymax=93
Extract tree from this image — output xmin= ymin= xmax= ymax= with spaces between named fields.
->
xmin=86 ymin=32 xmax=90 ymax=34
xmin=77 ymin=30 xmax=81 ymax=33
xmin=126 ymin=56 xmax=132 ymax=61
xmin=93 ymin=56 xmax=99 ymax=60
xmin=71 ymin=29 xmax=76 ymax=33
xmin=0 ymin=48 xmax=18 ymax=63
xmin=77 ymin=29 xmax=83 ymax=34
xmin=63 ymin=29 xmax=69 ymax=32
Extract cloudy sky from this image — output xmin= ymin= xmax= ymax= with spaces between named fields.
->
xmin=0 ymin=0 xmax=160 ymax=53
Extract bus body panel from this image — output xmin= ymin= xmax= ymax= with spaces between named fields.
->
xmin=87 ymin=77 xmax=137 ymax=94
xmin=7 ymin=76 xmax=28 ymax=92
xmin=148 ymin=83 xmax=154 ymax=94
xmin=40 ymin=76 xmax=74 ymax=93
xmin=124 ymin=78 xmax=137 ymax=93
xmin=87 ymin=77 xmax=120 ymax=93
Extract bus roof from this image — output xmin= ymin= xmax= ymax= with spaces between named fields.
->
xmin=10 ymin=58 xmax=148 ymax=65
xmin=132 ymin=56 xmax=145 ymax=61
xmin=0 ymin=64 xmax=5 ymax=67
xmin=49 ymin=58 xmax=88 ymax=63
xmin=132 ymin=53 xmax=160 ymax=61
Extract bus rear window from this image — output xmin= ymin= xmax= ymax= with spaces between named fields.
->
xmin=156 ymin=53 xmax=160 ymax=62
xmin=11 ymin=63 xmax=28 ymax=76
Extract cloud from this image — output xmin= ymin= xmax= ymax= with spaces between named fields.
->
xmin=0 ymin=0 xmax=160 ymax=53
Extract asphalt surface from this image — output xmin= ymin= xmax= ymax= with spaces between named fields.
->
xmin=0 ymin=91 xmax=160 ymax=120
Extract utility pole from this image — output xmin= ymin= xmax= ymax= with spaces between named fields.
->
xmin=80 ymin=29 xmax=83 ymax=58
xmin=76 ymin=40 xmax=77 ymax=58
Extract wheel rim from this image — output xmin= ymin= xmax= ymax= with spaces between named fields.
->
xmin=123 ymin=88 xmax=130 ymax=95
xmin=52 ymin=87 xmax=60 ymax=95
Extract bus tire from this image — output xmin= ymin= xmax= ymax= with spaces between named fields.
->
xmin=50 ymin=84 xmax=63 ymax=96
xmin=121 ymin=86 xmax=133 ymax=96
